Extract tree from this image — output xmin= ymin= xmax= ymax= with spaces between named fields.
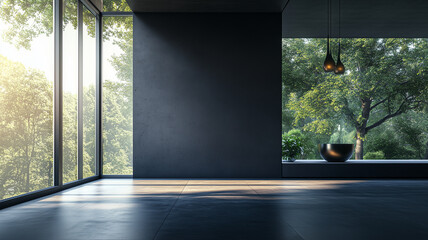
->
xmin=283 ymin=38 xmax=428 ymax=159
xmin=0 ymin=56 xmax=53 ymax=198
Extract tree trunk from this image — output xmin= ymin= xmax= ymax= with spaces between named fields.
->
xmin=25 ymin=145 xmax=30 ymax=193
xmin=355 ymin=130 xmax=365 ymax=160
xmin=26 ymin=162 xmax=31 ymax=192
xmin=355 ymin=99 xmax=371 ymax=160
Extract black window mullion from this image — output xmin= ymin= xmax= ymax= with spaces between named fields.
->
xmin=54 ymin=0 xmax=64 ymax=187
xmin=96 ymin=14 xmax=102 ymax=177
xmin=77 ymin=0 xmax=84 ymax=180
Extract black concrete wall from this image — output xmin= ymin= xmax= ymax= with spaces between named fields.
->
xmin=133 ymin=13 xmax=282 ymax=178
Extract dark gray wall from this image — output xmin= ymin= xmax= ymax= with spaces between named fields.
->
xmin=133 ymin=13 xmax=282 ymax=178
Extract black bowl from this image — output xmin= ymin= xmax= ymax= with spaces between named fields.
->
xmin=318 ymin=144 xmax=354 ymax=162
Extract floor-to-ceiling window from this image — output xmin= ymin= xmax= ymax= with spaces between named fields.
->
xmin=63 ymin=0 xmax=79 ymax=183
xmin=82 ymin=5 xmax=97 ymax=178
xmin=102 ymin=1 xmax=133 ymax=175
xmin=0 ymin=0 xmax=54 ymax=200
xmin=63 ymin=0 xmax=99 ymax=182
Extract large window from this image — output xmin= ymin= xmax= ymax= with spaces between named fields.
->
xmin=0 ymin=0 xmax=105 ymax=203
xmin=0 ymin=0 xmax=134 ymax=203
xmin=63 ymin=0 xmax=79 ymax=183
xmin=282 ymin=38 xmax=428 ymax=160
xmin=82 ymin=5 xmax=97 ymax=178
xmin=0 ymin=0 xmax=54 ymax=200
xmin=102 ymin=9 xmax=133 ymax=175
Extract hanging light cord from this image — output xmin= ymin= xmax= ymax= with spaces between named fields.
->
xmin=329 ymin=0 xmax=331 ymax=42
xmin=339 ymin=0 xmax=341 ymax=48
xmin=335 ymin=0 xmax=345 ymax=74
xmin=327 ymin=0 xmax=330 ymax=52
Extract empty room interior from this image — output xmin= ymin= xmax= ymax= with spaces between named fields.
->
xmin=1 ymin=0 xmax=428 ymax=239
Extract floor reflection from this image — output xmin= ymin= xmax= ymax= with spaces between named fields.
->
xmin=1 ymin=179 xmax=428 ymax=240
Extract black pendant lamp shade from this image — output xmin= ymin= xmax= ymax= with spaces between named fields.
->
xmin=323 ymin=0 xmax=335 ymax=72
xmin=334 ymin=0 xmax=345 ymax=74
xmin=324 ymin=42 xmax=335 ymax=72
xmin=335 ymin=44 xmax=345 ymax=74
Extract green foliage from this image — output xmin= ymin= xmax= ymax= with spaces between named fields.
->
xmin=102 ymin=80 xmax=133 ymax=175
xmin=63 ymin=92 xmax=78 ymax=183
xmin=365 ymin=128 xmax=413 ymax=159
xmin=282 ymin=131 xmax=304 ymax=160
xmin=0 ymin=55 xmax=53 ymax=199
xmin=393 ymin=113 xmax=428 ymax=158
xmin=286 ymin=129 xmax=317 ymax=159
xmin=103 ymin=0 xmax=131 ymax=12
xmin=364 ymin=112 xmax=428 ymax=159
xmin=0 ymin=0 xmax=132 ymax=49
xmin=364 ymin=151 xmax=385 ymax=160
xmin=0 ymin=0 xmax=54 ymax=49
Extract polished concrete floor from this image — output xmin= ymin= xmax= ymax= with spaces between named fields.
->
xmin=1 ymin=179 xmax=428 ymax=240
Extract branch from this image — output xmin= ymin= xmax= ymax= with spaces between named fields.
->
xmin=365 ymin=110 xmax=403 ymax=132
xmin=370 ymin=80 xmax=411 ymax=112
xmin=366 ymin=100 xmax=407 ymax=132
xmin=370 ymin=98 xmax=388 ymax=110
xmin=399 ymin=80 xmax=410 ymax=86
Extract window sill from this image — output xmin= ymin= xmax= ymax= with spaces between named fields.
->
xmin=282 ymin=160 xmax=428 ymax=178
xmin=283 ymin=160 xmax=428 ymax=164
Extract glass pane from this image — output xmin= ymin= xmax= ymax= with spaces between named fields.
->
xmin=102 ymin=16 xmax=133 ymax=175
xmin=0 ymin=0 xmax=54 ymax=200
xmin=82 ymin=6 xmax=96 ymax=178
xmin=63 ymin=0 xmax=78 ymax=183
xmin=282 ymin=38 xmax=428 ymax=161
xmin=103 ymin=0 xmax=132 ymax=12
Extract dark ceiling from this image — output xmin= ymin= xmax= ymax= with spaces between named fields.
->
xmin=282 ymin=0 xmax=428 ymax=38
xmin=126 ymin=0 xmax=428 ymax=38
xmin=126 ymin=0 xmax=289 ymax=12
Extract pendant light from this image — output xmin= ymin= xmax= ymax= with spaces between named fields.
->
xmin=323 ymin=0 xmax=335 ymax=72
xmin=334 ymin=0 xmax=345 ymax=74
